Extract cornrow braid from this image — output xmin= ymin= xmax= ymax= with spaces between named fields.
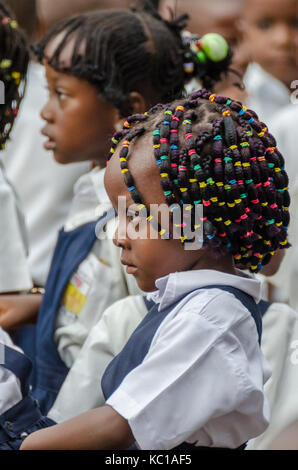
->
xmin=33 ymin=6 xmax=233 ymax=117
xmin=110 ymin=89 xmax=290 ymax=273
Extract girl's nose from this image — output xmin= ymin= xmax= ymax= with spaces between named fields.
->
xmin=113 ymin=226 xmax=130 ymax=249
xmin=40 ymin=99 xmax=54 ymax=123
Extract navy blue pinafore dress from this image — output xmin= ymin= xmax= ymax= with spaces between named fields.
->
xmin=31 ymin=209 xmax=115 ymax=415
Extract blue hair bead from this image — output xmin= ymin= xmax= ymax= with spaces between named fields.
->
xmin=128 ymin=186 xmax=135 ymax=192
xmin=214 ymin=135 xmax=222 ymax=141
xmin=248 ymin=118 xmax=254 ymax=124
xmin=171 ymin=145 xmax=178 ymax=150
xmin=239 ymin=109 xmax=245 ymax=116
xmin=156 ymin=160 xmax=162 ymax=166
xmin=229 ymin=179 xmax=237 ymax=185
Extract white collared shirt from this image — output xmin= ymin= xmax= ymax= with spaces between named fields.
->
xmin=244 ymin=63 xmax=290 ymax=126
xmin=107 ymin=269 xmax=271 ymax=450
xmin=0 ymin=160 xmax=32 ymax=293
xmin=49 ymin=295 xmax=147 ymax=423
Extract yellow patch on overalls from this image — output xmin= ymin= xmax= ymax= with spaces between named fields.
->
xmin=62 ymin=282 xmax=87 ymax=315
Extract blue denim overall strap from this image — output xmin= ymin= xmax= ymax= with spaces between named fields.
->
xmin=102 ymin=284 xmax=262 ymax=451
xmin=0 ymin=346 xmax=55 ymax=448
xmin=32 ymin=209 xmax=115 ymax=415
xmin=258 ymin=300 xmax=272 ymax=317
xmin=2 ymin=345 xmax=32 ymax=396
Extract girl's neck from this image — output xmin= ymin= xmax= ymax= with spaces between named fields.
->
xmin=190 ymin=250 xmax=237 ymax=276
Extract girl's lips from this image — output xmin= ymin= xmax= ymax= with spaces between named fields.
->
xmin=126 ymin=265 xmax=138 ymax=275
xmin=43 ymin=138 xmax=57 ymax=151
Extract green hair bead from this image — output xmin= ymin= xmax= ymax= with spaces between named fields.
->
xmin=200 ymin=33 xmax=229 ymax=62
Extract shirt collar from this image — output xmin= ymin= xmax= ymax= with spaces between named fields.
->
xmin=151 ymin=269 xmax=262 ymax=311
xmin=64 ymin=167 xmax=112 ymax=231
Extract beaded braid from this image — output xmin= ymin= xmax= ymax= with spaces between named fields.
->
xmin=109 ymin=89 xmax=290 ymax=273
xmin=0 ymin=2 xmax=28 ymax=150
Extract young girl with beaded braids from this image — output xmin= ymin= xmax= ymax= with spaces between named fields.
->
xmin=21 ymin=89 xmax=290 ymax=450
xmin=0 ymin=3 xmax=236 ymax=450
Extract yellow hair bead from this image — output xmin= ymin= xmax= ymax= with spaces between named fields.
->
xmin=181 ymin=236 xmax=187 ymax=243
xmin=189 ymin=179 xmax=198 ymax=183
xmin=280 ymin=240 xmax=288 ymax=246
xmin=159 ymin=229 xmax=166 ymax=236
xmin=219 ymin=202 xmax=225 ymax=206
xmin=234 ymin=161 xmax=241 ymax=167
xmin=199 ymin=182 xmax=207 ymax=188
xmin=215 ymin=217 xmax=223 ymax=222
xmin=227 ymin=202 xmax=235 ymax=208
xmin=121 ymin=169 xmax=128 ymax=174
xmin=180 ymin=188 xmax=188 ymax=193
xmin=224 ymin=220 xmax=232 ymax=226
xmin=147 ymin=215 xmax=153 ymax=222
xmin=120 ymin=157 xmax=126 ymax=162
xmin=210 ymin=197 xmax=218 ymax=203
xmin=153 ymin=144 xmax=160 ymax=149
xmin=161 ymin=173 xmax=169 ymax=178
xmin=209 ymin=94 xmax=216 ymax=102
xmin=230 ymin=145 xmax=238 ymax=151
xmin=216 ymin=182 xmax=224 ymax=187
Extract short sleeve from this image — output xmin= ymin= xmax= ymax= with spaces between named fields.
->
xmin=107 ymin=296 xmax=270 ymax=450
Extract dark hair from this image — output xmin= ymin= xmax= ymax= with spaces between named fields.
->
xmin=0 ymin=0 xmax=29 ymax=149
xmin=4 ymin=0 xmax=38 ymax=43
xmin=109 ymin=90 xmax=290 ymax=273
xmin=33 ymin=4 xmax=232 ymax=116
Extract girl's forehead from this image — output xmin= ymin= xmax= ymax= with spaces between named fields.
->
xmin=105 ymin=134 xmax=166 ymax=206
xmin=44 ymin=31 xmax=86 ymax=68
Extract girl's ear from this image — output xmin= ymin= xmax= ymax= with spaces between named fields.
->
xmin=128 ymin=91 xmax=148 ymax=115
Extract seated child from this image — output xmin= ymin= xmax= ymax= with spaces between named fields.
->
xmin=21 ymin=89 xmax=290 ymax=450
xmin=0 ymin=1 xmax=32 ymax=294
xmin=0 ymin=4 xmax=234 ymax=415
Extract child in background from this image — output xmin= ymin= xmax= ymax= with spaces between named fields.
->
xmin=0 ymin=1 xmax=31 ymax=294
xmin=0 ymin=4 xmax=233 ymax=420
xmin=22 ymin=89 xmax=290 ymax=450
xmin=242 ymin=0 xmax=298 ymax=125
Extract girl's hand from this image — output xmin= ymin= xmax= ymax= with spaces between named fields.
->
xmin=0 ymin=294 xmax=42 ymax=331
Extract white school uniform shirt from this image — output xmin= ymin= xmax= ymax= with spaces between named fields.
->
xmin=0 ymin=160 xmax=32 ymax=293
xmin=247 ymin=302 xmax=298 ymax=450
xmin=107 ymin=269 xmax=271 ymax=450
xmin=0 ymin=328 xmax=23 ymax=415
xmin=1 ymin=61 xmax=90 ymax=286
xmin=270 ymin=104 xmax=298 ymax=190
xmin=244 ymin=63 xmax=290 ymax=126
xmin=48 ymin=295 xmax=147 ymax=423
xmin=53 ymin=166 xmax=141 ymax=368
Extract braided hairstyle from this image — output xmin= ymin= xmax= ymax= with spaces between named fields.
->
xmin=108 ymin=90 xmax=290 ymax=274
xmin=33 ymin=2 xmax=232 ymax=117
xmin=0 ymin=0 xmax=29 ymax=150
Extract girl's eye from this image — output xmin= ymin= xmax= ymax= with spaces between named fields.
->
xmin=56 ymin=89 xmax=68 ymax=100
xmin=257 ymin=18 xmax=273 ymax=30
